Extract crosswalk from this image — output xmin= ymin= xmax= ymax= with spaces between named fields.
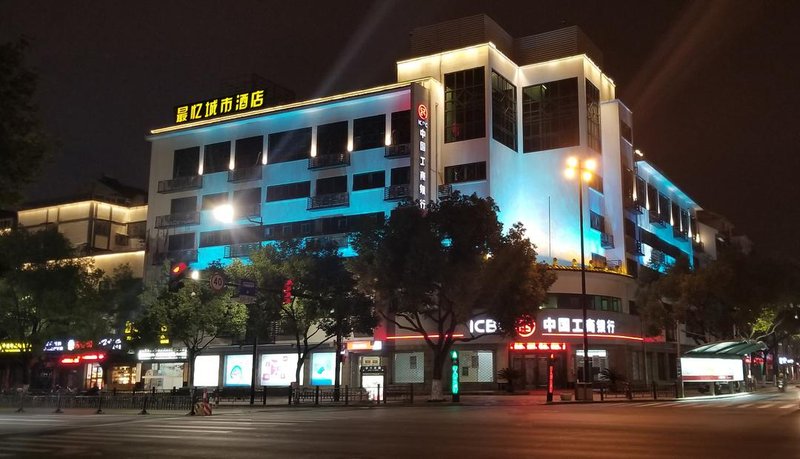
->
xmin=628 ymin=400 xmax=798 ymax=410
xmin=0 ymin=412 xmax=349 ymax=457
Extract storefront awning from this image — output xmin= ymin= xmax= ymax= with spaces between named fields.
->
xmin=684 ymin=340 xmax=767 ymax=357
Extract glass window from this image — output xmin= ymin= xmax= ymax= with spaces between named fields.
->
xmin=459 ymin=351 xmax=494 ymax=383
xmin=586 ymin=80 xmax=601 ymax=152
xmin=168 ymin=232 xmax=195 ymax=250
xmin=173 ymin=146 xmax=200 ymax=178
xmin=522 ymin=78 xmax=579 ymax=152
xmin=491 ymin=71 xmax=517 ymax=151
xmin=590 ymin=211 xmax=604 ymax=232
xmin=353 ymin=171 xmax=385 ymax=191
xmin=390 ymin=166 xmax=410 ymax=185
xmin=127 ymin=221 xmax=146 ymax=238
xmin=316 ymin=176 xmax=347 ymax=195
xmin=268 ymin=128 xmax=312 ymax=164
xmin=170 ymin=196 xmax=196 ymax=214
xmin=353 ymin=114 xmax=385 ymax=151
xmin=266 ymin=181 xmax=311 ymax=202
xmin=93 ymin=220 xmax=110 ymax=237
xmin=444 ymin=67 xmax=485 ymax=143
xmin=394 ymin=352 xmax=424 ymax=383
xmin=316 ymin=121 xmax=348 ymax=156
xmin=235 ymin=136 xmax=263 ymax=168
xmin=444 ymin=162 xmax=487 ymax=184
xmin=620 ymin=120 xmax=633 ymax=144
xmin=390 ymin=110 xmax=411 ymax=145
xmin=204 ymin=141 xmax=231 ymax=174
xmin=202 ymin=192 xmax=228 ymax=210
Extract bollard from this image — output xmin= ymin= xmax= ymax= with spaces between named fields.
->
xmin=652 ymin=382 xmax=658 ymax=400
xmin=626 ymin=383 xmax=632 ymax=400
xmin=377 ymin=384 xmax=381 ymax=404
xmin=314 ymin=386 xmax=320 ymax=405
xmin=95 ymin=394 xmax=104 ymax=414
xmin=288 ymin=386 xmax=293 ymax=406
xmin=599 ymin=386 xmax=604 ymax=401
xmin=54 ymin=392 xmax=63 ymax=414
xmin=345 ymin=385 xmax=349 ymax=406
xmin=675 ymin=383 xmax=680 ymax=398
xmin=16 ymin=393 xmax=24 ymax=413
xmin=262 ymin=386 xmax=267 ymax=406
xmin=409 ymin=384 xmax=414 ymax=404
xmin=139 ymin=395 xmax=149 ymax=415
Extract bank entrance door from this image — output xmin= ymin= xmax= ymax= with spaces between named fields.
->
xmin=509 ymin=342 xmax=568 ymax=389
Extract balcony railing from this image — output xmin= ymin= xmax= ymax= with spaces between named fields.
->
xmin=650 ymin=249 xmax=666 ymax=266
xmin=228 ymin=165 xmax=262 ymax=183
xmin=625 ymin=236 xmax=644 ymax=256
xmin=114 ymin=233 xmax=130 ymax=246
xmin=384 ymin=143 xmax=411 ymax=158
xmin=306 ymin=234 xmax=349 ymax=249
xmin=234 ymin=203 xmax=262 ymax=222
xmin=308 ymin=192 xmax=349 ymax=210
xmin=154 ymin=211 xmax=200 ymax=228
xmin=152 ymin=249 xmax=198 ymax=265
xmin=384 ymin=184 xmax=410 ymax=201
xmin=673 ymin=227 xmax=689 ymax=241
xmin=601 ymin=232 xmax=615 ymax=249
xmin=625 ymin=199 xmax=644 ymax=215
xmin=649 ymin=210 xmax=668 ymax=227
xmin=224 ymin=242 xmax=262 ymax=259
xmin=308 ymin=152 xmax=350 ymax=170
xmin=157 ymin=175 xmax=202 ymax=193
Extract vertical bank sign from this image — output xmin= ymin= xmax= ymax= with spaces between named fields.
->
xmin=411 ymin=83 xmax=431 ymax=207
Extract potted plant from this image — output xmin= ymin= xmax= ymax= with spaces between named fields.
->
xmin=497 ymin=367 xmax=523 ymax=393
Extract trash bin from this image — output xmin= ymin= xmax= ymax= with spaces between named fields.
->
xmin=575 ymin=382 xmax=593 ymax=401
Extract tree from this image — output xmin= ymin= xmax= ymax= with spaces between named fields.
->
xmin=140 ymin=264 xmax=247 ymax=386
xmin=0 ymin=39 xmax=50 ymax=207
xmin=351 ymin=194 xmax=556 ymax=400
xmin=229 ymin=240 xmax=376 ymax=391
xmin=0 ymin=227 xmax=100 ymax=385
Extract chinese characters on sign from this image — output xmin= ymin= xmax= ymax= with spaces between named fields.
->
xmin=541 ymin=316 xmax=616 ymax=334
xmin=174 ymin=89 xmax=265 ymax=124
xmin=417 ymin=103 xmax=429 ymax=209
xmin=0 ymin=342 xmax=31 ymax=353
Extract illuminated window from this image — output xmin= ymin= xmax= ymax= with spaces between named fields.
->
xmin=586 ymin=80 xmax=601 ymax=152
xmin=173 ymin=146 xmax=199 ymax=178
xmin=444 ymin=67 xmax=485 ymax=143
xmin=204 ymin=141 xmax=231 ymax=174
xmin=268 ymin=128 xmax=311 ymax=164
xmin=491 ymin=71 xmax=517 ymax=151
xmin=353 ymin=114 xmax=385 ymax=151
xmin=444 ymin=162 xmax=486 ymax=184
xmin=522 ymin=78 xmax=579 ymax=152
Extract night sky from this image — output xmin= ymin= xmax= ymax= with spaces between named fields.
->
xmin=2 ymin=1 xmax=798 ymax=257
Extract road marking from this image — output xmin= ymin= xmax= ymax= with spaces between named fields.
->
xmin=756 ymin=403 xmax=774 ymax=409
xmin=737 ymin=403 xmax=756 ymax=408
xmin=0 ymin=445 xmax=52 ymax=453
xmin=780 ymin=404 xmax=797 ymax=409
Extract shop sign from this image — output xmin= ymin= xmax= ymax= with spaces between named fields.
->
xmin=60 ymin=353 xmax=106 ymax=364
xmin=97 ymin=337 xmax=123 ymax=350
xmin=411 ymin=83 xmax=431 ymax=208
xmin=541 ymin=316 xmax=617 ymax=334
xmin=361 ymin=356 xmax=381 ymax=367
xmin=680 ymin=357 xmax=744 ymax=382
xmin=778 ymin=357 xmax=795 ymax=365
xmin=0 ymin=342 xmax=31 ymax=353
xmin=44 ymin=339 xmax=94 ymax=352
xmin=346 ymin=340 xmax=383 ymax=351
xmin=137 ymin=348 xmax=188 ymax=361
xmin=468 ymin=319 xmax=498 ymax=335
xmin=174 ymin=89 xmax=265 ymax=124
xmin=360 ymin=365 xmax=385 ymax=374
xmin=510 ymin=342 xmax=567 ymax=351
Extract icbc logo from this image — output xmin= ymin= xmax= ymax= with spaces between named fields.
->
xmin=516 ymin=317 xmax=536 ymax=338
xmin=417 ymin=104 xmax=428 ymax=121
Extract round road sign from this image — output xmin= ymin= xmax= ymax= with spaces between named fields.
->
xmin=209 ymin=273 xmax=225 ymax=291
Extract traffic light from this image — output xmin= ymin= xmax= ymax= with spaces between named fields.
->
xmin=451 ymin=349 xmax=460 ymax=402
xmin=168 ymin=261 xmax=188 ymax=292
xmin=282 ymin=279 xmax=293 ymax=304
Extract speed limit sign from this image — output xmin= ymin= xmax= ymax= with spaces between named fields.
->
xmin=209 ymin=273 xmax=225 ymax=292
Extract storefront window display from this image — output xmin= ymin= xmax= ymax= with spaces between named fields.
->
xmin=111 ymin=365 xmax=138 ymax=386
xmin=260 ymin=353 xmax=301 ymax=386
xmin=144 ymin=362 xmax=185 ymax=390
xmin=224 ymin=354 xmax=252 ymax=387
xmin=310 ymin=353 xmax=335 ymax=386
xmin=85 ymin=363 xmax=103 ymax=389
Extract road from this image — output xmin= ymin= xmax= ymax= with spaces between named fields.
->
xmin=0 ymin=389 xmax=797 ymax=458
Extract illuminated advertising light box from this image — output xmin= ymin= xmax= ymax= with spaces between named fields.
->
xmin=260 ymin=354 xmax=301 ymax=386
xmin=311 ymin=352 xmax=335 ymax=386
xmin=193 ymin=355 xmax=220 ymax=387
xmin=224 ymin=354 xmax=253 ymax=387
xmin=680 ymin=357 xmax=744 ymax=382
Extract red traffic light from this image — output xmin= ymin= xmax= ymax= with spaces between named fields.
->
xmin=170 ymin=262 xmax=188 ymax=277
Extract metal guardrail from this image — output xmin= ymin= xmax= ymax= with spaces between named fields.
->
xmin=308 ymin=153 xmax=350 ymax=169
xmin=158 ymin=175 xmax=203 ymax=193
xmin=308 ymin=192 xmax=349 ymax=210
xmin=289 ymin=384 xmax=415 ymax=406
xmin=595 ymin=382 xmax=679 ymax=401
xmin=228 ymin=165 xmax=262 ymax=182
xmin=384 ymin=143 xmax=410 ymax=158
xmin=0 ymin=392 xmax=192 ymax=411
xmin=384 ymin=184 xmax=410 ymax=201
xmin=155 ymin=211 xmax=200 ymax=228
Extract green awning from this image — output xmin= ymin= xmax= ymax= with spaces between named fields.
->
xmin=684 ymin=340 xmax=767 ymax=357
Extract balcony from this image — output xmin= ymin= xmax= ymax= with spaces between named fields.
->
xmin=157 ymin=175 xmax=202 ymax=193
xmin=233 ymin=203 xmax=262 ymax=222
xmin=224 ymin=242 xmax=262 ymax=259
xmin=308 ymin=192 xmax=349 ymax=210
xmin=601 ymin=232 xmax=615 ymax=249
xmin=152 ymin=249 xmax=198 ymax=265
xmin=692 ymin=240 xmax=705 ymax=253
xmin=384 ymin=184 xmax=410 ymax=201
xmin=228 ymin=165 xmax=262 ymax=183
xmin=625 ymin=236 xmax=644 ymax=256
xmin=154 ymin=211 xmax=200 ymax=228
xmin=624 ymin=198 xmax=644 ymax=215
xmin=673 ymin=227 xmax=689 ymax=241
xmin=384 ymin=143 xmax=411 ymax=158
xmin=308 ymin=152 xmax=350 ymax=170
xmin=650 ymin=249 xmax=666 ymax=266
xmin=114 ymin=233 xmax=130 ymax=246
xmin=648 ymin=210 xmax=668 ymax=228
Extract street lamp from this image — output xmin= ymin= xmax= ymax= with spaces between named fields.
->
xmin=564 ymin=156 xmax=597 ymax=394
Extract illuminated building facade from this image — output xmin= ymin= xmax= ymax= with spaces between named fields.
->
xmin=145 ymin=15 xmax=717 ymax=392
